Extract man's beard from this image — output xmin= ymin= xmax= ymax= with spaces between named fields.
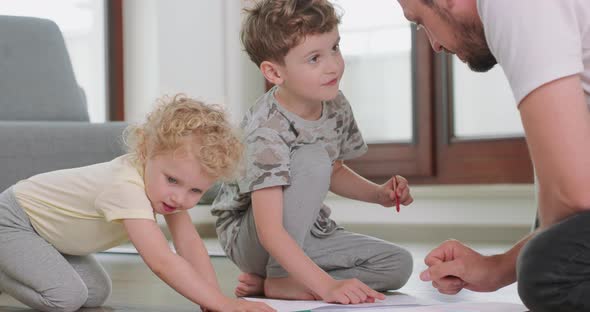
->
xmin=455 ymin=17 xmax=497 ymax=72
xmin=435 ymin=6 xmax=498 ymax=72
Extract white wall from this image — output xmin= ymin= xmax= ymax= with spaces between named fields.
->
xmin=123 ymin=0 xmax=263 ymax=125
xmin=341 ymin=54 xmax=413 ymax=143
xmin=453 ymin=59 xmax=524 ymax=138
xmin=222 ymin=0 xmax=267 ymax=124
xmin=123 ymin=0 xmax=160 ymax=123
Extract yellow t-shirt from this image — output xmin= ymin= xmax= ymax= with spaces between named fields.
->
xmin=13 ymin=154 xmax=156 ymax=255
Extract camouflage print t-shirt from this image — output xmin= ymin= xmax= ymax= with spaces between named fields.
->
xmin=211 ymin=86 xmax=368 ymax=250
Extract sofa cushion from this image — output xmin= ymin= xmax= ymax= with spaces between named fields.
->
xmin=0 ymin=15 xmax=89 ymax=121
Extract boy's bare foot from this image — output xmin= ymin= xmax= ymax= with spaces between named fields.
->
xmin=235 ymin=273 xmax=265 ymax=297
xmin=264 ymin=276 xmax=320 ymax=301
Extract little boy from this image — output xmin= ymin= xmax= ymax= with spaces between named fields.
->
xmin=212 ymin=0 xmax=413 ymax=304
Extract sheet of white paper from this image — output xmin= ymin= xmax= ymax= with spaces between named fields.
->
xmin=245 ymin=293 xmax=441 ymax=312
xmin=245 ymin=295 xmax=527 ymax=312
xmin=329 ymin=302 xmax=527 ymax=312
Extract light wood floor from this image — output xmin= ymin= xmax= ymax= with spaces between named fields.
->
xmin=0 ymin=240 xmax=524 ymax=312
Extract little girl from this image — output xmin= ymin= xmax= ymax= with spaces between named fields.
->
xmin=0 ymin=95 xmax=274 ymax=312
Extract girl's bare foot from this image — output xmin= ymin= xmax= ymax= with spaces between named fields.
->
xmin=235 ymin=273 xmax=265 ymax=297
xmin=264 ymin=276 xmax=320 ymax=300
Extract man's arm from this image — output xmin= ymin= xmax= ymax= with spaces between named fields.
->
xmin=519 ymin=74 xmax=590 ymax=226
xmin=422 ymin=231 xmax=535 ymax=294
xmin=422 ymin=75 xmax=590 ymax=294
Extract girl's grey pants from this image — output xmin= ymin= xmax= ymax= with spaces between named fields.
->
xmin=0 ymin=187 xmax=111 ymax=312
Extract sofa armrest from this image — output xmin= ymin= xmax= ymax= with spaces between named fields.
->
xmin=0 ymin=121 xmax=128 ymax=191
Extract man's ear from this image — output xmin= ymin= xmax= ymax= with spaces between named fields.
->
xmin=260 ymin=61 xmax=284 ymax=85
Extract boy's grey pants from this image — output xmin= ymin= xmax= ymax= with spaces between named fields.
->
xmin=224 ymin=144 xmax=413 ymax=291
xmin=0 ymin=188 xmax=111 ymax=312
xmin=518 ymin=210 xmax=590 ymax=312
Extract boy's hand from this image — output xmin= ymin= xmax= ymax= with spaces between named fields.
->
xmin=218 ymin=298 xmax=276 ymax=312
xmin=376 ymin=175 xmax=413 ymax=208
xmin=321 ymin=278 xmax=385 ymax=304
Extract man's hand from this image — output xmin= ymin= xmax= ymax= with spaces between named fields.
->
xmin=420 ymin=240 xmax=510 ymax=294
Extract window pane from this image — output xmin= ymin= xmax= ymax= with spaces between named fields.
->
xmin=2 ymin=0 xmax=107 ymax=122
xmin=333 ymin=0 xmax=413 ymax=143
xmin=452 ymin=57 xmax=524 ymax=138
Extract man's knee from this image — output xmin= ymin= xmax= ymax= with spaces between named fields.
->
xmin=517 ymin=224 xmax=574 ymax=311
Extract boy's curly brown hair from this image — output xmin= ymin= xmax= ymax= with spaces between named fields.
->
xmin=241 ymin=0 xmax=341 ymax=67
xmin=124 ymin=94 xmax=243 ymax=181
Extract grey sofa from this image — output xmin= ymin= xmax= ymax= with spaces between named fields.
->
xmin=0 ymin=15 xmax=127 ymax=191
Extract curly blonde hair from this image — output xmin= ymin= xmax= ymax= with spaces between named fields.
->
xmin=241 ymin=0 xmax=341 ymax=66
xmin=124 ymin=94 xmax=243 ymax=181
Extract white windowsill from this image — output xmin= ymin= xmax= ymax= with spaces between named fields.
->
xmin=159 ymin=184 xmax=536 ymax=228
